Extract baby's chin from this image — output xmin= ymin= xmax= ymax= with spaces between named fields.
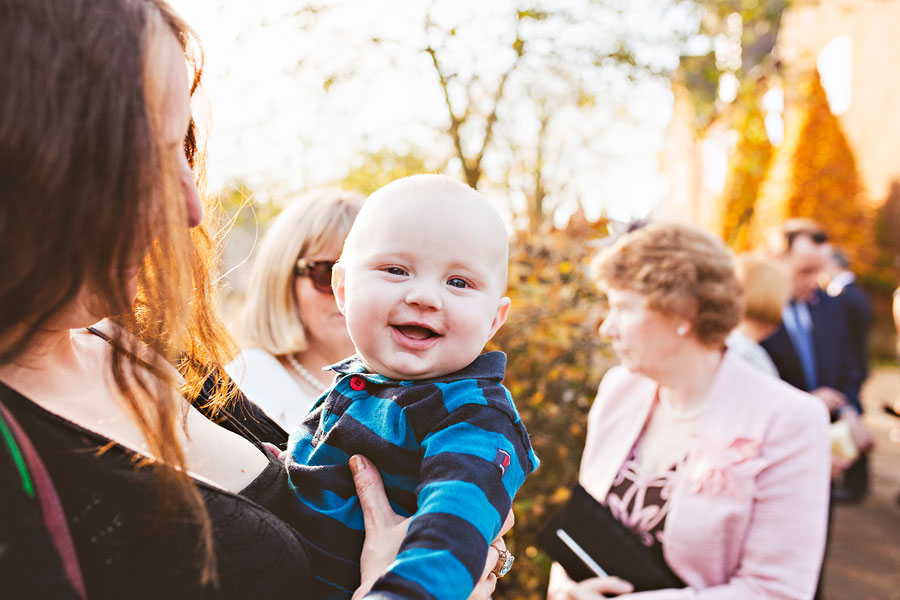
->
xmin=365 ymin=357 xmax=476 ymax=381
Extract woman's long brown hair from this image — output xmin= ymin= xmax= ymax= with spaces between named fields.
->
xmin=0 ymin=0 xmax=238 ymax=586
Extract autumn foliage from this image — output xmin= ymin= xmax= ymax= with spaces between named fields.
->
xmin=488 ymin=213 xmax=615 ymax=599
xmin=748 ymin=71 xmax=874 ymax=272
xmin=714 ymin=91 xmax=773 ymax=251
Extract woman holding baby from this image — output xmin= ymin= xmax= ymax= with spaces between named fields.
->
xmin=0 ymin=0 xmax=506 ymax=597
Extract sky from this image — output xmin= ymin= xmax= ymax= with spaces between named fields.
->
xmin=168 ymin=1 xmax=694 ymax=223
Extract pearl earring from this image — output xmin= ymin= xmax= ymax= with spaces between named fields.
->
xmin=676 ymin=324 xmax=688 ymax=336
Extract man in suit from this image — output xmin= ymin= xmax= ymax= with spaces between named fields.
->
xmin=824 ymin=249 xmax=872 ymax=405
xmin=761 ymin=220 xmax=854 ymax=409
xmin=760 ymin=219 xmax=871 ymax=599
xmin=821 ymin=248 xmax=873 ymax=502
xmin=762 ymin=221 xmax=872 ymax=445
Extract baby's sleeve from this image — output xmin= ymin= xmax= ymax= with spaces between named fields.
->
xmin=364 ymin=390 xmax=538 ymax=600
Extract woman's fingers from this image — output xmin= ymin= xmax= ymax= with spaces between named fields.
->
xmin=261 ymin=442 xmax=285 ymax=462
xmin=480 ymin=540 xmax=502 ymax=580
xmin=350 ymin=454 xmax=400 ymax=530
xmin=350 ymin=455 xmax=411 ymax=600
xmin=467 ymin=573 xmax=498 ymax=600
xmin=499 ymin=508 xmax=515 ymax=537
xmin=576 ymin=576 xmax=634 ymax=598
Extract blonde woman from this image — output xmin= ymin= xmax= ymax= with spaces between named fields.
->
xmin=726 ymin=253 xmax=791 ymax=377
xmin=226 ymin=189 xmax=362 ymax=430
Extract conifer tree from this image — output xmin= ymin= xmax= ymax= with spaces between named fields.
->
xmin=749 ymin=70 xmax=872 ymax=270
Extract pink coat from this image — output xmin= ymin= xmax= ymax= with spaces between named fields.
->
xmin=567 ymin=351 xmax=830 ymax=599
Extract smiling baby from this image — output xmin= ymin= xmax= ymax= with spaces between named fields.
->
xmin=285 ymin=174 xmax=539 ymax=600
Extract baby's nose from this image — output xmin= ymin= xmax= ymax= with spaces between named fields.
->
xmin=405 ymin=284 xmax=442 ymax=309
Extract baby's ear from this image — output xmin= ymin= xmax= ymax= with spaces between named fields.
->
xmin=332 ymin=263 xmax=347 ymax=315
xmin=487 ymin=297 xmax=511 ymax=340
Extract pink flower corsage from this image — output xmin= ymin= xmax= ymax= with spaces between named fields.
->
xmin=684 ymin=437 xmax=769 ymax=499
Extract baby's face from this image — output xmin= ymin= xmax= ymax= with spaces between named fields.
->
xmin=334 ymin=184 xmax=510 ymax=380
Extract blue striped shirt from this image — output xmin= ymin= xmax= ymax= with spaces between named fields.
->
xmin=285 ymin=351 xmax=539 ymax=600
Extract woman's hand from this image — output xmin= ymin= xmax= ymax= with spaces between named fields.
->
xmin=552 ymin=576 xmax=634 ymax=599
xmin=261 ymin=442 xmax=285 ymax=461
xmin=349 ymin=455 xmax=515 ymax=600
xmin=349 ymin=455 xmax=411 ymax=600
xmin=467 ymin=509 xmax=516 ymax=600
xmin=549 ymin=563 xmax=634 ymax=599
xmin=561 ymin=577 xmax=634 ymax=599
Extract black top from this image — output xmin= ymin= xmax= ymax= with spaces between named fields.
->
xmin=0 ymin=379 xmax=313 ymax=599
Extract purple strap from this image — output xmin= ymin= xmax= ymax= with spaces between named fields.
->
xmin=0 ymin=401 xmax=86 ymax=598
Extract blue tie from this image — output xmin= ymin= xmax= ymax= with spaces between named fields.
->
xmin=789 ymin=301 xmax=818 ymax=390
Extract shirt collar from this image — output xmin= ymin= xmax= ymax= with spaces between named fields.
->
xmin=328 ymin=351 xmax=507 ymax=385
xmin=826 ymin=271 xmax=855 ymax=296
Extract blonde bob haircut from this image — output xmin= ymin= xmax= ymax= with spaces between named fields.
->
xmin=592 ymin=222 xmax=743 ymax=347
xmin=734 ymin=252 xmax=790 ymax=327
xmin=241 ymin=188 xmax=363 ymax=355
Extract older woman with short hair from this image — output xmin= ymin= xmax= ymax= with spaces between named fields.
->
xmin=226 ymin=189 xmax=362 ymax=430
xmin=548 ymin=223 xmax=830 ymax=599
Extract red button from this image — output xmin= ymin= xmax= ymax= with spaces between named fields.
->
xmin=349 ymin=376 xmax=366 ymax=391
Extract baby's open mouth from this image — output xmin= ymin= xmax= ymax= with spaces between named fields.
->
xmin=393 ymin=325 xmax=439 ymax=340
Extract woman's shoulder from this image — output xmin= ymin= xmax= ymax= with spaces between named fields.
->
xmin=596 ymin=365 xmax=654 ymax=400
xmin=723 ymin=352 xmax=829 ymax=428
xmin=588 ymin=365 xmax=656 ymax=422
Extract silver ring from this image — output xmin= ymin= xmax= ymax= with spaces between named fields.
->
xmin=491 ymin=548 xmax=515 ymax=578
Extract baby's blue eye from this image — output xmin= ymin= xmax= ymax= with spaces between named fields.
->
xmin=385 ymin=267 xmax=407 ymax=276
xmin=447 ymin=278 xmax=469 ymax=289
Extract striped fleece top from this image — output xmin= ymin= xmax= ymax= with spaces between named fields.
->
xmin=285 ymin=351 xmax=539 ymax=600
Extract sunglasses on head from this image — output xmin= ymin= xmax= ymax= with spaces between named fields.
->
xmin=295 ymin=259 xmax=336 ymax=294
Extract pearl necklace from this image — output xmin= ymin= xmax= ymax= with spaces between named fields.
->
xmin=657 ymin=388 xmax=706 ymax=421
xmin=285 ymin=354 xmax=329 ymax=393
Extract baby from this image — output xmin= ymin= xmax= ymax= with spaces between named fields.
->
xmin=285 ymin=174 xmax=539 ymax=600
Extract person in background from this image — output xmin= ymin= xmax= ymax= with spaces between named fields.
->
xmin=226 ymin=190 xmax=362 ymax=431
xmin=821 ymin=247 xmax=872 ymax=502
xmin=893 ymin=285 xmax=900 ymax=507
xmin=760 ymin=219 xmax=873 ymax=598
xmin=894 ymin=285 xmax=900 ymax=352
xmin=823 ymin=248 xmax=871 ymax=401
xmin=761 ymin=221 xmax=873 ymax=482
xmin=726 ymin=253 xmax=790 ymax=378
xmin=761 ymin=220 xmax=856 ymax=410
xmin=548 ymin=223 xmax=830 ymax=599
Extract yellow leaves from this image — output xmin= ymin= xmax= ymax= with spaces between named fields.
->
xmin=714 ymin=89 xmax=773 ymax=249
xmin=714 ymin=70 xmax=896 ymax=283
xmin=747 ymin=69 xmax=878 ymax=277
xmin=550 ymin=485 xmax=572 ymax=504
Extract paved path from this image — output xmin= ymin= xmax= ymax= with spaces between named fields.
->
xmin=824 ymin=367 xmax=900 ymax=599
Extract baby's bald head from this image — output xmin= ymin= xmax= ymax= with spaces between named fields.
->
xmin=341 ymin=174 xmax=509 ymax=289
xmin=333 ymin=174 xmax=512 ymax=380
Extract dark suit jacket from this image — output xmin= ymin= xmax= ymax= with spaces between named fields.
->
xmin=833 ymin=280 xmax=871 ymax=397
xmin=761 ymin=289 xmax=859 ymax=412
